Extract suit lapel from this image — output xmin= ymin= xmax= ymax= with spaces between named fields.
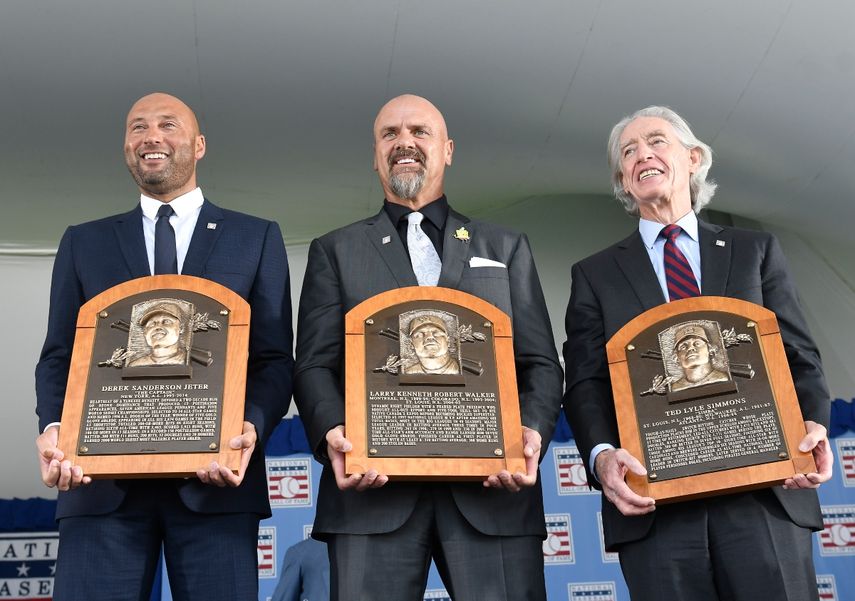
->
xmin=181 ymin=199 xmax=225 ymax=277
xmin=615 ymin=231 xmax=667 ymax=310
xmin=364 ymin=210 xmax=418 ymax=287
xmin=438 ymin=208 xmax=470 ymax=288
xmin=113 ymin=205 xmax=151 ymax=278
xmin=698 ymin=220 xmax=730 ymax=296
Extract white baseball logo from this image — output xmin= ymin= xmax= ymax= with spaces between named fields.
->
xmin=542 ymin=532 xmax=562 ymax=556
xmin=569 ymin=463 xmax=587 ymax=486
xmin=830 ymin=524 xmax=853 ymax=547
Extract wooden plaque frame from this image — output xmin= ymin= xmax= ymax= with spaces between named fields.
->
xmin=607 ymin=296 xmax=815 ymax=503
xmin=345 ymin=287 xmax=526 ymax=479
xmin=57 ymin=275 xmax=249 ymax=478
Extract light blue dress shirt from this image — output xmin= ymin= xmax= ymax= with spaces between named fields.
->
xmin=589 ymin=210 xmax=702 ymax=480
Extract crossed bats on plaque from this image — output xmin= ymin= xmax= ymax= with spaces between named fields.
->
xmin=639 ymin=320 xmax=756 ymax=396
xmin=97 ymin=297 xmax=222 ymax=370
xmin=373 ymin=309 xmax=488 ymax=377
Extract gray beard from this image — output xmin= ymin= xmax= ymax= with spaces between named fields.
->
xmin=389 ymin=170 xmax=425 ymax=199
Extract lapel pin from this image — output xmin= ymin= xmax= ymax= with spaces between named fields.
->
xmin=454 ymin=227 xmax=470 ymax=242
xmin=382 ymin=235 xmax=391 ymax=245
xmin=207 ymin=223 xmax=217 ymax=230
xmin=715 ymin=239 xmax=725 ymax=247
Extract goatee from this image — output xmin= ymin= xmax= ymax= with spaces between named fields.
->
xmin=389 ymin=170 xmax=425 ymax=199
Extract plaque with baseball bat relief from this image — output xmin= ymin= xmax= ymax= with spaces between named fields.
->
xmin=607 ymin=296 xmax=815 ymax=503
xmin=57 ymin=275 xmax=249 ymax=478
xmin=344 ymin=287 xmax=526 ymax=479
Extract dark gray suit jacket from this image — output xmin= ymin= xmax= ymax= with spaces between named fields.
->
xmin=562 ymin=220 xmax=829 ymax=550
xmin=294 ymin=206 xmax=563 ymax=538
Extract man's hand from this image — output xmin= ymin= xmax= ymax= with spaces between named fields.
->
xmin=783 ymin=420 xmax=833 ymax=490
xmin=483 ymin=426 xmax=541 ymax=492
xmin=197 ymin=421 xmax=257 ymax=487
xmin=36 ymin=425 xmax=91 ymax=491
xmin=326 ymin=425 xmax=388 ymax=491
xmin=595 ymin=448 xmax=655 ymax=516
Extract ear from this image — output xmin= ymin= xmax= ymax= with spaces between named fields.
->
xmin=195 ymin=135 xmax=206 ymax=160
xmin=444 ymin=138 xmax=454 ymax=166
xmin=688 ymin=147 xmax=701 ymax=173
xmin=372 ymin=143 xmax=379 ymax=172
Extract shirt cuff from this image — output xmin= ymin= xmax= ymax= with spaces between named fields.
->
xmin=43 ymin=422 xmax=61 ymax=434
xmin=589 ymin=443 xmax=616 ymax=483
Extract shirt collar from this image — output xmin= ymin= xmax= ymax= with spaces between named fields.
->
xmin=140 ymin=187 xmax=204 ymax=220
xmin=383 ymin=195 xmax=449 ymax=230
xmin=638 ymin=210 xmax=699 ymax=249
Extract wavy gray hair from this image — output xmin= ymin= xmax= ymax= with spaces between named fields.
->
xmin=607 ymin=106 xmax=717 ymax=216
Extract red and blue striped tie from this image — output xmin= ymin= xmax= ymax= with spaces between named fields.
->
xmin=662 ymin=224 xmax=700 ymax=300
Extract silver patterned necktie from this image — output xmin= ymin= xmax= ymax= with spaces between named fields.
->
xmin=407 ymin=211 xmax=442 ymax=286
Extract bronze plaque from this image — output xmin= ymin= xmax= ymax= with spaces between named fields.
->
xmin=364 ymin=302 xmax=502 ymax=458
xmin=82 ymin=290 xmax=228 ymax=455
xmin=607 ymin=297 xmax=815 ymax=502
xmin=58 ymin=275 xmax=250 ymax=478
xmin=345 ymin=287 xmax=526 ymax=479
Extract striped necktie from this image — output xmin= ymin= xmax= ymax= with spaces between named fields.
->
xmin=662 ymin=224 xmax=700 ymax=300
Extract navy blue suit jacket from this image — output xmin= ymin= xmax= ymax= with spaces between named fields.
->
xmin=36 ymin=199 xmax=294 ymax=519
xmin=562 ymin=220 xmax=829 ymax=549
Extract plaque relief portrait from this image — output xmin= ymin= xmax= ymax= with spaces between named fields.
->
xmin=638 ymin=318 xmax=756 ymax=399
xmin=97 ymin=296 xmax=222 ymax=377
xmin=127 ymin=300 xmax=191 ymax=367
xmin=662 ymin=321 xmax=731 ymax=392
xmin=400 ymin=311 xmax=461 ymax=376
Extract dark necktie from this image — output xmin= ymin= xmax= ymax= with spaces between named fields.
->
xmin=662 ymin=224 xmax=700 ymax=300
xmin=154 ymin=204 xmax=178 ymax=275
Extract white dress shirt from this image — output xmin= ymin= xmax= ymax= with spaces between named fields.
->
xmin=42 ymin=189 xmax=205 ymax=434
xmin=140 ymin=188 xmax=204 ymax=275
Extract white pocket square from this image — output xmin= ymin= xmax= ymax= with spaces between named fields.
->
xmin=469 ymin=257 xmax=506 ymax=268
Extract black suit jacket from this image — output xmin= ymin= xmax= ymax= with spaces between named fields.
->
xmin=562 ymin=220 xmax=829 ymax=549
xmin=35 ymin=200 xmax=294 ymax=519
xmin=294 ymin=207 xmax=563 ymax=538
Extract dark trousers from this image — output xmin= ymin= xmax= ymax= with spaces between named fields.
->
xmin=327 ymin=485 xmax=546 ymax=601
xmin=618 ymin=489 xmax=818 ymax=601
xmin=54 ymin=480 xmax=260 ymax=601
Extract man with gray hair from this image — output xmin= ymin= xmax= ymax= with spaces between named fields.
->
xmin=562 ymin=105 xmax=832 ymax=600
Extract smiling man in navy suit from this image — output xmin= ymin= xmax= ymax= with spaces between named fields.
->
xmin=35 ymin=93 xmax=294 ymax=601
xmin=563 ymin=106 xmax=833 ymax=601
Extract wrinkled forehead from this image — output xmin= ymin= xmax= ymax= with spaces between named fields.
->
xmin=620 ymin=116 xmax=675 ymax=146
xmin=374 ymin=96 xmax=447 ymax=137
xmin=126 ymin=93 xmax=199 ymax=131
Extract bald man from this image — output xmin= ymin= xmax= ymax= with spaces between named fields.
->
xmin=35 ymin=93 xmax=294 ymax=601
xmin=294 ymin=95 xmax=563 ymax=601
